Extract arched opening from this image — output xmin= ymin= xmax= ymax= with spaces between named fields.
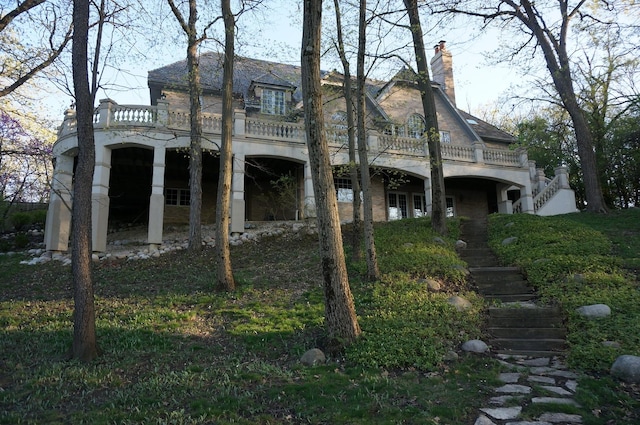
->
xmin=108 ymin=147 xmax=153 ymax=226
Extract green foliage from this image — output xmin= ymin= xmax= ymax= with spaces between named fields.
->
xmin=347 ymin=274 xmax=484 ymax=370
xmin=12 ymin=232 xmax=29 ymax=249
xmin=29 ymin=209 xmax=47 ymax=225
xmin=488 ymin=213 xmax=640 ymax=373
xmin=9 ymin=211 xmax=32 ymax=229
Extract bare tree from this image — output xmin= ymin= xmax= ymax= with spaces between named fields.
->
xmin=402 ymin=0 xmax=447 ymax=234
xmin=0 ymin=0 xmax=72 ymax=98
xmin=301 ymin=0 xmax=361 ymax=347
xmin=438 ymin=0 xmax=610 ymax=212
xmin=69 ymin=0 xmax=100 ymax=362
xmin=167 ymin=0 xmax=214 ymax=251
xmin=355 ymin=0 xmax=380 ymax=280
xmin=331 ymin=0 xmax=362 ymax=262
xmin=216 ymin=0 xmax=235 ymax=291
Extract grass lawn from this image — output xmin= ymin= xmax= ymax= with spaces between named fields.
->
xmin=2 ymin=211 xmax=639 ymax=424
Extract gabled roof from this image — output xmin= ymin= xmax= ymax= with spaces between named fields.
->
xmin=250 ymin=72 xmax=297 ymax=89
xmin=458 ymin=110 xmax=516 ymax=143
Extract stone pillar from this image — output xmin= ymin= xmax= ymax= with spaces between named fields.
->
xmin=96 ymin=98 xmax=116 ymax=128
xmin=303 ymin=161 xmax=316 ymax=218
xmin=554 ymin=166 xmax=570 ymax=189
xmin=45 ymin=154 xmax=74 ymax=252
xmin=473 ymin=141 xmax=484 ymax=164
xmin=367 ymin=131 xmax=379 ymax=154
xmin=148 ymin=146 xmax=166 ymax=248
xmin=423 ymin=178 xmax=433 ymax=215
xmin=230 ymin=153 xmax=246 ymax=234
xmin=92 ymin=146 xmax=111 ymax=252
xmin=519 ymin=183 xmax=535 ymax=214
xmin=156 ymin=99 xmax=169 ymax=127
xmin=497 ymin=184 xmax=513 ymax=214
xmin=234 ymin=109 xmax=246 ymax=136
xmin=536 ymin=168 xmax=547 ymax=194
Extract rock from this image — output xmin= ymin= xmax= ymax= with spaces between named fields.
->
xmin=611 ymin=355 xmax=640 ymax=383
xmin=421 ymin=278 xmax=441 ymax=292
xmin=452 ymin=264 xmax=470 ymax=276
xmin=576 ymin=304 xmax=611 ymax=318
xmin=538 ymin=413 xmax=583 ymax=423
xmin=300 ymin=348 xmax=326 ymax=366
xmin=448 ymin=295 xmax=472 ymax=311
xmin=474 ymin=415 xmax=496 ymax=425
xmin=480 ymin=406 xmax=522 ymax=420
xmin=462 ymin=339 xmax=489 ymax=353
xmin=501 ymin=236 xmax=518 ymax=246
xmin=602 ymin=340 xmax=621 ymax=348
xmin=455 ymin=240 xmax=467 ymax=249
xmin=433 ymin=237 xmax=446 ymax=245
xmin=443 ymin=350 xmax=458 ymax=362
xmin=505 ymin=222 xmax=515 ymax=228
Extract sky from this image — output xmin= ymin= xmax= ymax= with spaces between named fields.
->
xmin=45 ymin=3 xmax=524 ymax=123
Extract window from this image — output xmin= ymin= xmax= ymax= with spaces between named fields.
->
xmin=445 ymin=196 xmax=455 ymax=218
xmin=335 ymin=177 xmax=360 ymax=203
xmin=407 ymin=114 xmax=426 ymax=138
xmin=261 ymin=89 xmax=286 ymax=115
xmin=439 ymin=130 xmax=451 ymax=144
xmin=413 ymin=194 xmax=427 ymax=217
xmin=330 ymin=111 xmax=348 ymax=145
xmin=165 ymin=188 xmax=190 ymax=206
xmin=388 ymin=192 xmax=408 ymax=220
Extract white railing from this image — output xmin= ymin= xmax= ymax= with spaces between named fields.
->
xmin=513 ymin=174 xmax=562 ymax=214
xmin=245 ymin=118 xmax=305 ymax=141
xmin=58 ymin=99 xmax=525 ymax=169
xmin=441 ymin=143 xmax=475 ymax=162
xmin=378 ymin=134 xmax=427 ymax=156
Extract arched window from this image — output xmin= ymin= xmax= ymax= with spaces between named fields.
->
xmin=406 ymin=114 xmax=426 ymax=138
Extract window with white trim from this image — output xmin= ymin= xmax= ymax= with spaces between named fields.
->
xmin=439 ymin=130 xmax=451 ymax=144
xmin=388 ymin=192 xmax=408 ymax=220
xmin=413 ymin=194 xmax=427 ymax=217
xmin=445 ymin=196 xmax=455 ymax=217
xmin=261 ymin=89 xmax=286 ymax=115
xmin=165 ymin=188 xmax=190 ymax=206
xmin=335 ymin=177 xmax=359 ymax=203
xmin=407 ymin=114 xmax=426 ymax=138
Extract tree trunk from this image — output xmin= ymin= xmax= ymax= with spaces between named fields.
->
xmin=216 ymin=0 xmax=235 ymax=291
xmin=356 ymin=0 xmax=380 ymax=280
xmin=403 ymin=0 xmax=447 ymax=235
xmin=70 ymin=0 xmax=99 ymax=362
xmin=302 ymin=0 xmax=360 ymax=347
xmin=332 ymin=0 xmax=362 ymax=262
xmin=186 ymin=0 xmax=203 ymax=250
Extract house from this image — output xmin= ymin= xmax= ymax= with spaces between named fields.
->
xmin=44 ymin=41 xmax=577 ymax=252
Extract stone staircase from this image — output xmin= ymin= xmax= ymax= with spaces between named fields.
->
xmin=459 ymin=219 xmax=567 ymax=356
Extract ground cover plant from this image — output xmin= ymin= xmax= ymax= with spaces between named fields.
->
xmin=488 ymin=209 xmax=640 ymax=424
xmin=1 ymin=217 xmax=499 ymax=424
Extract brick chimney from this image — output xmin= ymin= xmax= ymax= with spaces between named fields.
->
xmin=430 ymin=40 xmax=456 ymax=106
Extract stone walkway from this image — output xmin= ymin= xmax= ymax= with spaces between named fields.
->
xmin=474 ymin=354 xmax=582 ymax=425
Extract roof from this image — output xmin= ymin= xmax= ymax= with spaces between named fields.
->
xmin=458 ymin=110 xmax=516 ymax=143
xmin=148 ymin=52 xmax=308 ymax=102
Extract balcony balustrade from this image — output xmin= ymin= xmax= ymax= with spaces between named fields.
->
xmin=58 ymin=99 xmax=527 ymax=168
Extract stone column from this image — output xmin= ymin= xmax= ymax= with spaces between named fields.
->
xmin=423 ymin=178 xmax=433 ymax=215
xmin=45 ymin=154 xmax=74 ymax=252
xmin=497 ymin=184 xmax=513 ymax=214
xmin=230 ymin=153 xmax=246 ymax=234
xmin=519 ymin=183 xmax=535 ymax=214
xmin=303 ymin=161 xmax=316 ymax=218
xmin=148 ymin=146 xmax=166 ymax=249
xmin=234 ymin=109 xmax=246 ymax=136
xmin=473 ymin=141 xmax=485 ymax=164
xmin=92 ymin=146 xmax=111 ymax=252
xmin=554 ymin=166 xmax=570 ymax=189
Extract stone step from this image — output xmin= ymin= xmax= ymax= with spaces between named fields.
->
xmin=484 ymin=294 xmax=538 ymax=303
xmin=490 ymin=338 xmax=567 ymax=352
xmin=488 ymin=327 xmax=567 ymax=340
xmin=487 ymin=315 xmax=564 ymax=329
xmin=476 ymin=282 xmax=534 ymax=294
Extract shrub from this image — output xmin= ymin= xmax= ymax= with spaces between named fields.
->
xmin=9 ymin=212 xmax=32 ymax=230
xmin=30 ymin=209 xmax=47 ymax=225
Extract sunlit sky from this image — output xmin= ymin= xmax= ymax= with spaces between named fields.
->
xmin=45 ymin=3 xmax=527 ymax=122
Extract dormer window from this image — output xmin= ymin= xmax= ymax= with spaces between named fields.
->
xmin=261 ymin=89 xmax=286 ymax=115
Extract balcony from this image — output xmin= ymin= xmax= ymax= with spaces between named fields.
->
xmin=57 ymin=99 xmax=527 ymax=168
